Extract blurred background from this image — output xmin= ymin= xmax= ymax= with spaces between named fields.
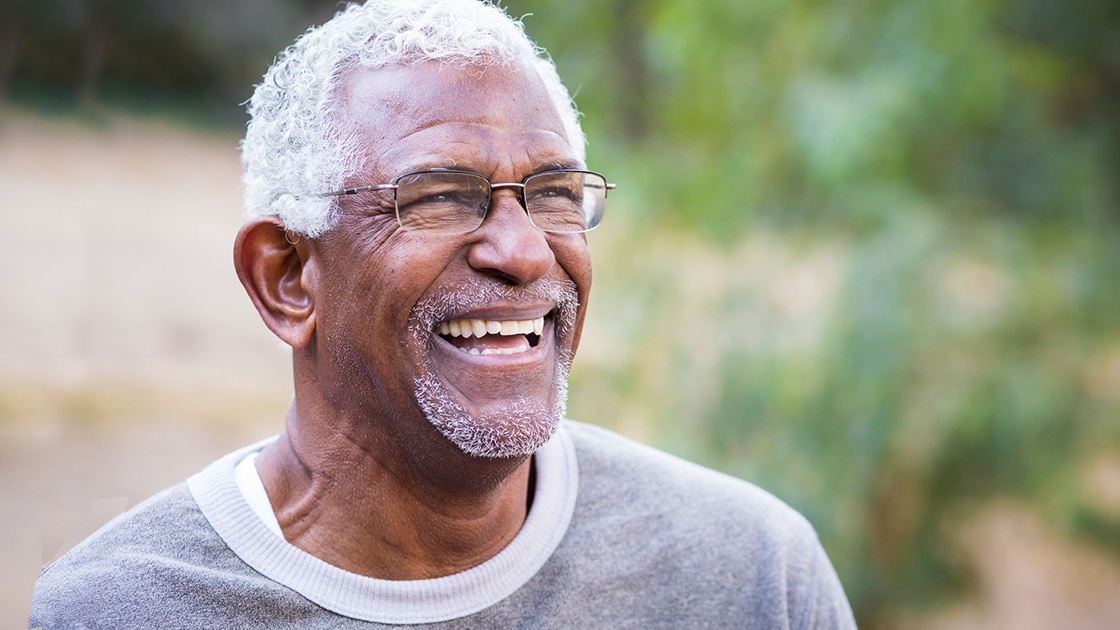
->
xmin=2 ymin=0 xmax=1119 ymax=627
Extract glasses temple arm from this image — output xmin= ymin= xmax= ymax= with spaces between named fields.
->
xmin=318 ymin=184 xmax=398 ymax=197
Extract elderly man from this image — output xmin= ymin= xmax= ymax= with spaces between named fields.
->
xmin=31 ymin=1 xmax=855 ymax=627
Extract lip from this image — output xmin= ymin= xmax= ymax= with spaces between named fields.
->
xmin=431 ymin=301 xmax=556 ymax=328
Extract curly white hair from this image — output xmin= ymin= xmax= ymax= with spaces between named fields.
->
xmin=240 ymin=0 xmax=586 ymax=237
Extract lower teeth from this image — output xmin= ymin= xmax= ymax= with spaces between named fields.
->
xmin=463 ymin=347 xmax=526 ymax=356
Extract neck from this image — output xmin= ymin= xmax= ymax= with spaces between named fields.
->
xmin=255 ymin=399 xmax=534 ymax=580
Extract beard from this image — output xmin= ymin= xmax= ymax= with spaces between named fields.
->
xmin=412 ymin=363 xmax=570 ymax=459
xmin=408 ymin=277 xmax=579 ymax=459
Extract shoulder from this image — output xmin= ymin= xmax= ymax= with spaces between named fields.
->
xmin=30 ymin=479 xmax=311 ymax=628
xmin=32 ymin=485 xmax=216 ymax=626
xmin=553 ymin=420 xmax=856 ymax=629
xmin=33 ymin=483 xmax=221 ymax=584
xmin=30 ymin=485 xmax=185 ymax=625
xmin=564 ymin=419 xmax=811 ymax=534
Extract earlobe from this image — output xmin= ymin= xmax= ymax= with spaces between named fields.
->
xmin=234 ymin=217 xmax=318 ymax=348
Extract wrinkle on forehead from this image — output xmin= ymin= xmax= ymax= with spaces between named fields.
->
xmin=342 ymin=60 xmax=563 ymax=133
xmin=382 ymin=129 xmax=575 ymax=178
xmin=335 ymin=60 xmax=576 ymax=181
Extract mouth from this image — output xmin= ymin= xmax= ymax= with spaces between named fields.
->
xmin=435 ymin=315 xmax=547 ymax=356
xmin=408 ymin=276 xmax=579 ymax=367
xmin=409 ymin=278 xmax=580 ymax=456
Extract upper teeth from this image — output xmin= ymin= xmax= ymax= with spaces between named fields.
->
xmin=437 ymin=317 xmax=544 ymax=338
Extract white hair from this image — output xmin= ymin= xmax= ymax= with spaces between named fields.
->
xmin=241 ymin=0 xmax=586 ymax=237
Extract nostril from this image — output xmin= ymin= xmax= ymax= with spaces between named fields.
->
xmin=490 ymin=269 xmax=523 ymax=285
xmin=465 ymin=223 xmax=555 ymax=286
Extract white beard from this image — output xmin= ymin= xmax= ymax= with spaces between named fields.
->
xmin=413 ymin=360 xmax=570 ymax=458
xmin=408 ymin=277 xmax=578 ymax=458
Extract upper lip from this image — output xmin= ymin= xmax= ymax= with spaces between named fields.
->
xmin=433 ymin=302 xmax=555 ymax=328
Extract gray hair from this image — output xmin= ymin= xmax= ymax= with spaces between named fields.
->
xmin=240 ymin=0 xmax=586 ymax=237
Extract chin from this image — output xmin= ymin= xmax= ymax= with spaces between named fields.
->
xmin=406 ymin=277 xmax=579 ymax=458
xmin=413 ymin=363 xmax=569 ymax=459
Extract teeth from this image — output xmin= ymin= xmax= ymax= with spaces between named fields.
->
xmin=438 ymin=316 xmax=546 ymax=339
xmin=466 ymin=347 xmax=530 ymax=356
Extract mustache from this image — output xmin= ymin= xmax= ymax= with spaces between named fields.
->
xmin=409 ymin=276 xmax=580 ymax=341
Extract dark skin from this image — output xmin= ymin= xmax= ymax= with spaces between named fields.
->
xmin=233 ymin=61 xmax=592 ymax=580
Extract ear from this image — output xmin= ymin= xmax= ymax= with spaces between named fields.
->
xmin=234 ymin=216 xmax=318 ymax=348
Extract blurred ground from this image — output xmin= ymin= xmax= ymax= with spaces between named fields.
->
xmin=1 ymin=110 xmax=1118 ymax=628
xmin=0 ymin=108 xmax=289 ymax=627
xmin=894 ymin=501 xmax=1120 ymax=629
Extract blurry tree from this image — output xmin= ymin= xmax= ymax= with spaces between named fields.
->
xmin=510 ymin=0 xmax=1119 ymax=232
xmin=1 ymin=0 xmax=340 ymax=123
xmin=508 ymin=0 xmax=1120 ymax=625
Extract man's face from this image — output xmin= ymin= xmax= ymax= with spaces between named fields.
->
xmin=309 ymin=61 xmax=592 ymax=459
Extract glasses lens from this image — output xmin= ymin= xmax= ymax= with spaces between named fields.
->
xmin=394 ymin=171 xmax=490 ymax=234
xmin=524 ymin=171 xmax=606 ymax=233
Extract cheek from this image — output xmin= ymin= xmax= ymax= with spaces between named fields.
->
xmin=314 ymin=228 xmax=414 ymax=341
xmin=552 ymin=236 xmax=593 ymax=296
xmin=349 ymin=233 xmax=463 ymax=333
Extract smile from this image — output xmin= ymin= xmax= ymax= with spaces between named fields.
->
xmin=436 ymin=316 xmax=546 ymax=356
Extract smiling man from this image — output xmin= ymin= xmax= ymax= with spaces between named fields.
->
xmin=30 ymin=1 xmax=855 ymax=628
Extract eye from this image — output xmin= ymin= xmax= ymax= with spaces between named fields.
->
xmin=398 ymin=185 xmax=473 ymax=211
xmin=393 ymin=171 xmax=491 ymax=233
xmin=532 ymin=186 xmax=578 ymax=200
xmin=423 ymin=190 xmax=471 ymax=204
xmin=526 ymin=173 xmax=584 ymax=204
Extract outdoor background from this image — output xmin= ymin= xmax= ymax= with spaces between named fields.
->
xmin=2 ymin=0 xmax=1119 ymax=627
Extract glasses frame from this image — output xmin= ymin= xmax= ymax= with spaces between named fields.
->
xmin=319 ymin=168 xmax=615 ymax=235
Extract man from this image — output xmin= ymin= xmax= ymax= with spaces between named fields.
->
xmin=31 ymin=1 xmax=856 ymax=627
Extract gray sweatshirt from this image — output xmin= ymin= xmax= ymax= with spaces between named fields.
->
xmin=31 ymin=420 xmax=856 ymax=629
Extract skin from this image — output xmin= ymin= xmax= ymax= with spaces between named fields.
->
xmin=232 ymin=60 xmax=592 ymax=580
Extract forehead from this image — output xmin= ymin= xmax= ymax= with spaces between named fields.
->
xmin=336 ymin=60 xmax=577 ymax=176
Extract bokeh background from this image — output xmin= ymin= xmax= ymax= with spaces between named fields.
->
xmin=2 ymin=0 xmax=1119 ymax=627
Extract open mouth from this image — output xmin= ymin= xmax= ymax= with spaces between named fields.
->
xmin=435 ymin=315 xmax=546 ymax=356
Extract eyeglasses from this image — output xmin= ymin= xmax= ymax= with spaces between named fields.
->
xmin=320 ymin=169 xmax=614 ymax=235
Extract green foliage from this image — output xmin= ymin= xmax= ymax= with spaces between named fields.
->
xmin=516 ymin=0 xmax=1120 ymax=623
xmin=0 ymin=0 xmax=338 ymax=125
xmin=513 ymin=0 xmax=1119 ymax=234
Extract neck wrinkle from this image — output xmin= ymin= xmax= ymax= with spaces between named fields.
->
xmin=257 ymin=398 xmax=535 ymax=580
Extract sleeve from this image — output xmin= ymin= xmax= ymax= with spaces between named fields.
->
xmin=794 ymin=537 xmax=858 ymax=630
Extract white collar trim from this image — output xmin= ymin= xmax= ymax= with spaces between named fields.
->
xmin=188 ymin=425 xmax=579 ymax=624
xmin=232 ymin=451 xmax=283 ymax=538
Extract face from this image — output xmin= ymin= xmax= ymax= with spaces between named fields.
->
xmin=309 ymin=60 xmax=592 ymax=460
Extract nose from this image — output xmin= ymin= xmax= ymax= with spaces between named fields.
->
xmin=465 ymin=189 xmax=555 ymax=285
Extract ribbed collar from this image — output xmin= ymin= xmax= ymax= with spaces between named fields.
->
xmin=188 ymin=425 xmax=579 ymax=624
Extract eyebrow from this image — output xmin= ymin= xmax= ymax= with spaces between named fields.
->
xmin=416 ymin=160 xmax=586 ymax=179
xmin=532 ymin=160 xmax=584 ymax=175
